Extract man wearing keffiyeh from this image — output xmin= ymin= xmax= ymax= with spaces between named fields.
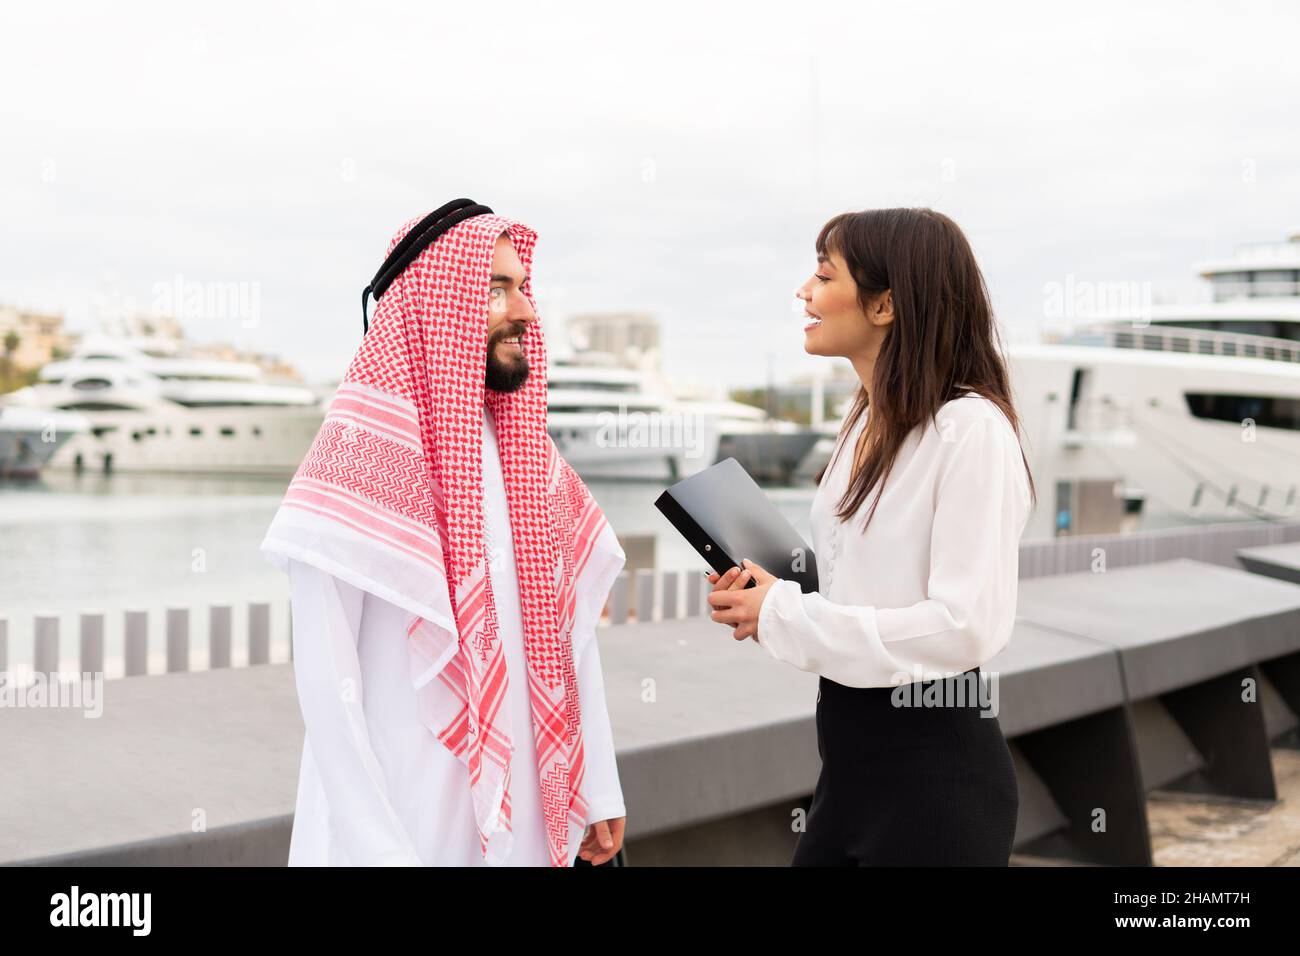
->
xmin=260 ymin=203 xmax=628 ymax=867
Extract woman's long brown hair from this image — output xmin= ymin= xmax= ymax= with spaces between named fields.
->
xmin=815 ymin=208 xmax=1036 ymax=532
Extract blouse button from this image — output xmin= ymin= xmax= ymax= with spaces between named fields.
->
xmin=826 ymin=521 xmax=841 ymax=594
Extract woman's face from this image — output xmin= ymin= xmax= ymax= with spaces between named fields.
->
xmin=796 ymin=247 xmax=892 ymax=359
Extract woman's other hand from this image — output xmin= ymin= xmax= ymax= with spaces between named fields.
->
xmin=706 ymin=559 xmax=778 ymax=642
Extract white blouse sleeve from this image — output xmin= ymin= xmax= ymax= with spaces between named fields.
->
xmin=288 ymin=558 xmax=425 ymax=865
xmin=575 ymin=634 xmax=627 ymax=822
xmin=755 ymin=415 xmax=1029 ymax=688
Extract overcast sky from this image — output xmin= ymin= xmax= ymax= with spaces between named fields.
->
xmin=2 ymin=0 xmax=1298 ymax=392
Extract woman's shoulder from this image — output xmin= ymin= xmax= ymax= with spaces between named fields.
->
xmin=935 ymin=392 xmax=1013 ymax=430
xmin=932 ymin=394 xmax=1031 ymax=505
xmin=929 ymin=393 xmax=1022 ymax=458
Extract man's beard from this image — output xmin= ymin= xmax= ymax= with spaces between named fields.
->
xmin=485 ymin=325 xmax=530 ymax=393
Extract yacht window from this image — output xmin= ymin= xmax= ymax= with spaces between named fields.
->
xmin=1185 ymin=392 xmax=1300 ymax=431
xmin=57 ymin=402 xmax=137 ymax=411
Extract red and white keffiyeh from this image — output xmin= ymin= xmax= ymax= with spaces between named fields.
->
xmin=261 ymin=210 xmax=625 ymax=867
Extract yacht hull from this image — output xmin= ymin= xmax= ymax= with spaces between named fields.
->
xmin=42 ymin=405 xmax=325 ymax=475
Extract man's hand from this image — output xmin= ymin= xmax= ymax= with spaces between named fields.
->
xmin=706 ymin=559 xmax=778 ymax=642
xmin=579 ymin=816 xmax=625 ymax=866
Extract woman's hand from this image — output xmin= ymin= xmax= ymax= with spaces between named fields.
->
xmin=706 ymin=559 xmax=778 ymax=642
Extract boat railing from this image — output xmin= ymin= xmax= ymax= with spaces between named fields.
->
xmin=1210 ymin=279 xmax=1300 ymax=300
xmin=1051 ymin=321 xmax=1300 ymax=363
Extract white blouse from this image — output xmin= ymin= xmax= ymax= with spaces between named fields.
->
xmin=756 ymin=393 xmax=1033 ymax=688
xmin=283 ymin=406 xmax=626 ymax=866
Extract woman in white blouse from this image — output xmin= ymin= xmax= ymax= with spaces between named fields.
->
xmin=707 ymin=207 xmax=1037 ymax=866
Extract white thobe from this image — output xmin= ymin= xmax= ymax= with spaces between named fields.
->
xmin=284 ymin=405 xmax=626 ymax=866
xmin=756 ymin=393 xmax=1034 ymax=687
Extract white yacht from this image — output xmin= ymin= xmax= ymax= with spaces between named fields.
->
xmin=547 ymin=355 xmax=720 ymax=481
xmin=0 ymin=404 xmax=90 ymax=478
xmin=4 ymin=333 xmax=325 ymax=475
xmin=671 ymin=395 xmax=821 ymax=485
xmin=793 ymin=396 xmax=853 ymax=484
xmin=1013 ymin=228 xmax=1300 ymax=538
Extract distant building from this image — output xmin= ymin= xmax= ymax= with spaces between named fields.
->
xmin=102 ymin=311 xmax=184 ymax=342
xmin=106 ymin=311 xmax=303 ymax=382
xmin=791 ymin=363 xmax=860 ymax=395
xmin=0 ymin=306 xmax=75 ymax=370
xmin=186 ymin=340 xmax=303 ymax=382
xmin=789 ymin=362 xmax=861 ymax=389
xmin=566 ymin=311 xmax=661 ymax=372
xmin=728 ymin=362 xmax=859 ymax=425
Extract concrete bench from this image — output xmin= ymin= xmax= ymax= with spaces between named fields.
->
xmin=1234 ymin=543 xmax=1300 ymax=752
xmin=5 ymin=557 xmax=1297 ymax=866
xmin=596 ymin=616 xmax=818 ymax=865
xmin=1014 ymin=559 xmax=1300 ymax=816
xmin=1 ymin=617 xmax=1137 ymax=867
xmin=588 ymin=613 xmax=1157 ymax=866
xmin=0 ymin=620 xmax=824 ymax=867
xmin=0 ymin=664 xmax=300 ymax=866
xmin=983 ymin=623 xmax=1147 ymax=865
xmin=1238 ymin=541 xmax=1300 ymax=587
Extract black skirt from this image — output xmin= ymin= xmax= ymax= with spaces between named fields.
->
xmin=791 ymin=666 xmax=1019 ymax=866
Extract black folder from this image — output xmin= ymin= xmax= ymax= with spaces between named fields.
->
xmin=654 ymin=457 xmax=819 ymax=593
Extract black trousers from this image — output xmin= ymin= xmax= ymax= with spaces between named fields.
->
xmin=791 ymin=666 xmax=1019 ymax=866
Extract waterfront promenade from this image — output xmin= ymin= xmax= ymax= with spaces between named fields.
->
xmin=4 ymin=519 xmax=1300 ymax=866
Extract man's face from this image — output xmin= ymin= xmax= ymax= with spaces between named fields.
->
xmin=485 ymin=234 xmax=536 ymax=393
